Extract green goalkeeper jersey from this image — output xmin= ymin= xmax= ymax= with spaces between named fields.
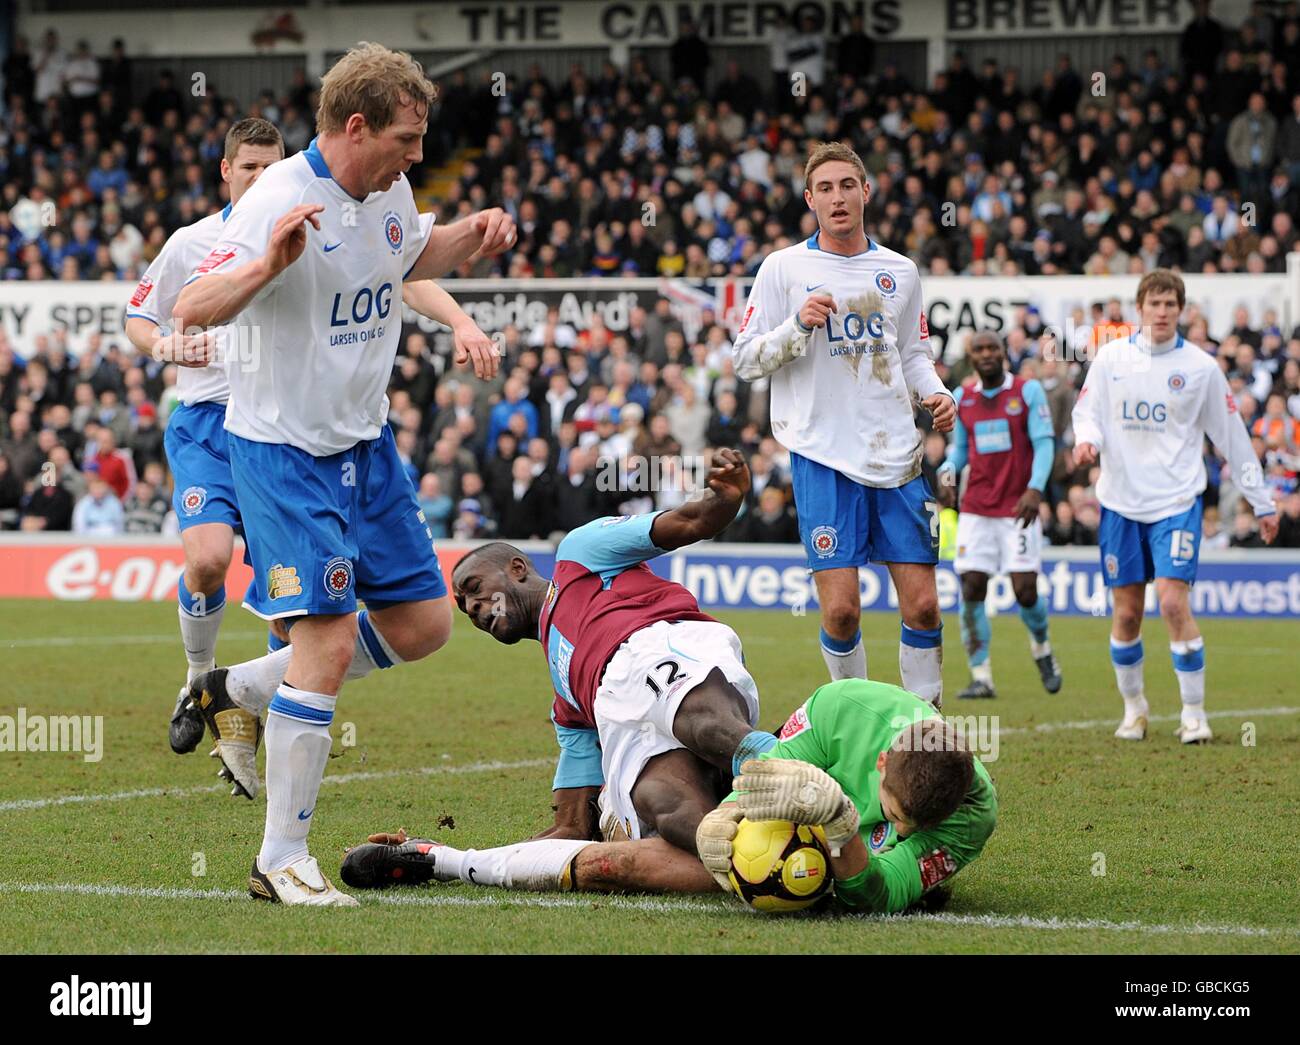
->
xmin=730 ymin=678 xmax=998 ymax=914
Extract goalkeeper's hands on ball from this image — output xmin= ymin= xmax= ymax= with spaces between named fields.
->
xmin=734 ymin=759 xmax=861 ymax=856
xmin=696 ymin=803 xmax=744 ymax=891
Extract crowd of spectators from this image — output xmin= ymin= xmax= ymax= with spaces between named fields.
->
xmin=1 ymin=4 xmax=1299 ymax=549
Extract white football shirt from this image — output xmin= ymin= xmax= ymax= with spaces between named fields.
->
xmin=126 ymin=205 xmax=232 ymax=407
xmin=732 ymin=233 xmax=951 ymax=488
xmin=185 ymin=138 xmax=434 ymax=456
xmin=1071 ymin=333 xmax=1276 ymax=523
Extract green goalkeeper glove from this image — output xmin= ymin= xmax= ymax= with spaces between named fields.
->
xmin=696 ymin=802 xmax=745 ymax=892
xmin=734 ymin=759 xmax=861 ymax=856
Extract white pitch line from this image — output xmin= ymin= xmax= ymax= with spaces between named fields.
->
xmin=997 ymin=705 xmax=1300 ymax=735
xmin=5 ymin=705 xmax=1299 ymax=815
xmin=0 ymin=881 xmax=1294 ymax=939
xmin=0 ymin=757 xmax=553 ymax=814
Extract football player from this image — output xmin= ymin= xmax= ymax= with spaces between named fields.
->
xmin=1072 ymin=269 xmax=1278 ymax=743
xmin=938 ymin=330 xmax=1062 ymax=699
xmin=123 ymin=118 xmax=284 ymax=755
xmin=730 ymin=141 xmax=955 ymax=706
xmin=446 ymin=448 xmax=773 ymax=857
xmin=174 ymin=44 xmax=514 ymax=906
xmin=341 ymin=678 xmax=997 ymax=916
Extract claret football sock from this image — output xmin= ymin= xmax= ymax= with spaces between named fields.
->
xmin=435 ymin=838 xmax=594 ymax=891
xmin=1170 ymin=638 xmax=1207 ymax=720
xmin=178 ymin=579 xmax=226 ymax=683
xmin=258 ymin=685 xmax=336 ymax=873
xmin=820 ymin=627 xmax=866 ymax=681
xmin=899 ymin=623 xmax=944 ymax=706
xmin=1110 ymin=635 xmax=1146 ymax=715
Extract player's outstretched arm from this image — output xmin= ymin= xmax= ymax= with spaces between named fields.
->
xmin=529 ymin=785 xmax=600 ymax=842
xmin=405 ymin=208 xmax=516 ymax=282
xmin=401 ymin=281 xmax=500 ymax=380
xmin=175 ymin=203 xmax=323 ymax=328
xmin=649 ymin=448 xmax=750 ymax=550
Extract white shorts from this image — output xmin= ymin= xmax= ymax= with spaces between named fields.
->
xmin=954 ymin=513 xmax=1043 ymax=576
xmin=594 ymin=619 xmax=759 ymax=842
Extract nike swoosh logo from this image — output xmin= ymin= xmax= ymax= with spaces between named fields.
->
xmin=323 ymin=242 xmax=342 ymax=253
xmin=467 ymin=867 xmax=477 ymax=883
xmin=805 ymin=283 xmax=825 ymax=292
xmin=297 ymin=808 xmax=314 ymax=820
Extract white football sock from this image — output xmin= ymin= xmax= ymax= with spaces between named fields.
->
xmin=178 ymin=595 xmax=226 ymax=683
xmin=1029 ymin=638 xmax=1052 ymax=659
xmin=1110 ymin=635 xmax=1147 ymax=716
xmin=434 ymin=838 xmax=594 ymax=891
xmin=225 ymin=645 xmax=294 ymax=715
xmin=225 ymin=609 xmax=401 ymax=714
xmin=1171 ymin=638 xmax=1206 ymax=721
xmin=972 ymin=661 xmax=994 ymax=686
xmin=346 ymin=608 xmax=404 ymax=680
xmin=899 ymin=623 xmax=944 ymax=706
xmin=820 ymin=627 xmax=866 ymax=681
xmin=258 ymin=686 xmax=336 ymax=873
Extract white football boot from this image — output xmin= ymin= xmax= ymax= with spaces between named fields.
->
xmin=249 ymin=855 xmax=358 ymax=907
xmin=1114 ymin=702 xmax=1149 ymax=741
xmin=1175 ymin=714 xmax=1213 ymax=744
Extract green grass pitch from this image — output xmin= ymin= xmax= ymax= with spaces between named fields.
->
xmin=1 ymin=599 xmax=1297 ymax=954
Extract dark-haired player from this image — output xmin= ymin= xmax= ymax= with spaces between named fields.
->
xmin=443 ymin=448 xmax=775 ymax=866
xmin=938 ymin=330 xmax=1061 ymax=700
xmin=342 ymin=678 xmax=998 ymax=915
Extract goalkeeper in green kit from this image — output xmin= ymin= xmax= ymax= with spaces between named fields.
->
xmin=699 ymin=679 xmax=998 ymax=913
xmin=342 ymin=679 xmax=997 ymax=914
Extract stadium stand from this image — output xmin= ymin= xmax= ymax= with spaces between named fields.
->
xmin=1 ymin=9 xmax=1298 ymax=548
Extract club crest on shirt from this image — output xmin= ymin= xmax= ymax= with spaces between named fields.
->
xmin=323 ymin=556 xmax=354 ymax=599
xmin=180 ymin=486 xmax=207 ymax=516
xmin=267 ymin=563 xmax=302 ymax=600
xmin=383 ymin=211 xmax=403 ymax=254
xmin=1004 ymin=397 xmax=1023 ymax=415
xmin=1167 ymin=371 xmax=1186 ymax=392
xmin=869 ymin=821 xmax=892 ymax=853
xmin=811 ymin=525 xmax=838 ymax=557
xmin=874 ymin=271 xmax=897 ymax=296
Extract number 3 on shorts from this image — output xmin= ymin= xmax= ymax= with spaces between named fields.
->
xmin=1170 ymin=530 xmax=1195 ymax=562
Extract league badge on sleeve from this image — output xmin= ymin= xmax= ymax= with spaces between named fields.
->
xmin=918 ymin=847 xmax=958 ymax=890
xmin=129 ymin=276 xmax=154 ymax=308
